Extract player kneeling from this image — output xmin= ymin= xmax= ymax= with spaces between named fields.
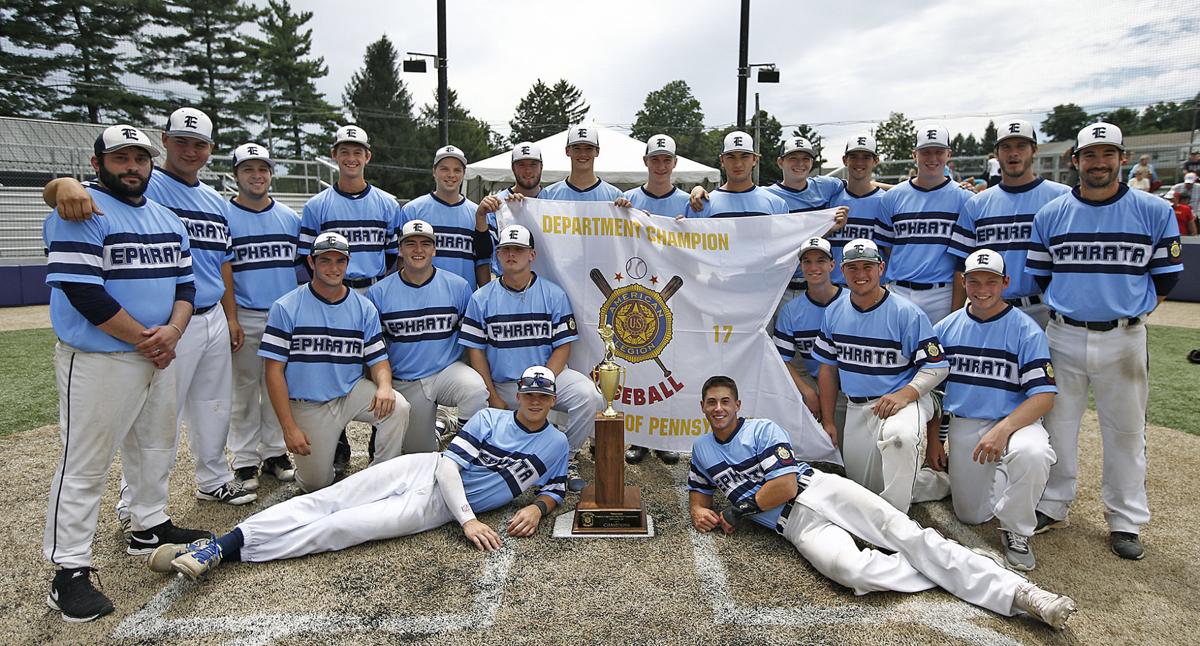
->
xmin=147 ymin=366 xmax=568 ymax=579
xmin=926 ymin=250 xmax=1057 ymax=571
xmin=687 ymin=376 xmax=1076 ymax=631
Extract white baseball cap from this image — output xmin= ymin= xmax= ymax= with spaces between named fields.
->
xmin=996 ymin=119 xmax=1037 ymax=146
xmin=1185 ymin=172 xmax=1198 ymax=184
xmin=566 ymin=124 xmax=599 ymax=148
xmin=844 ymin=133 xmax=877 ymax=155
xmin=799 ymin=237 xmax=833 ymax=259
xmin=165 ymin=107 xmax=213 ymax=143
xmin=232 ymin=142 xmax=273 ymax=169
xmin=841 ymin=238 xmax=883 ymax=264
xmin=400 ymin=219 xmax=436 ymax=243
xmin=780 ymin=136 xmax=816 ymax=157
xmin=433 ymin=145 xmax=467 ymax=167
xmin=511 ymin=141 xmax=542 ymax=162
xmin=517 ymin=365 xmax=556 ymax=395
xmin=497 ymin=224 xmax=535 ymax=249
xmin=964 ymin=248 xmax=1006 ymax=276
xmin=311 ymin=231 xmax=350 ymax=257
xmin=915 ymin=125 xmax=951 ymax=150
xmin=1075 ymin=121 xmax=1124 ymax=153
xmin=334 ymin=124 xmax=370 ymax=149
xmin=645 ymin=134 xmax=676 ymax=157
xmin=722 ymin=131 xmax=755 ymax=155
xmin=94 ymin=124 xmax=159 ymax=158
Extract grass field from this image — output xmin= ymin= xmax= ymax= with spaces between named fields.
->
xmin=1147 ymin=325 xmax=1200 ymax=435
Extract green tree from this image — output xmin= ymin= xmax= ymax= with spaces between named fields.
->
xmin=875 ymin=112 xmax=917 ymax=160
xmin=342 ymin=35 xmax=422 ymax=195
xmin=980 ymin=120 xmax=998 ymax=152
xmin=0 ymin=0 xmax=62 ymax=117
xmin=418 ymin=88 xmax=502 ymax=165
xmin=1138 ymin=97 xmax=1196 ymax=134
xmin=961 ymin=133 xmax=981 ymax=156
xmin=243 ymin=0 xmax=338 ymax=158
xmin=140 ymin=0 xmax=261 ymax=148
xmin=508 ymin=78 xmax=589 ymax=144
xmin=631 ymin=80 xmax=706 ymax=160
xmin=792 ymin=123 xmax=826 ymax=171
xmin=751 ymin=109 xmax=783 ymax=184
xmin=1098 ymin=107 xmax=1140 ymax=135
xmin=950 ymin=133 xmax=966 ymax=154
xmin=1041 ymin=103 xmax=1091 ymax=142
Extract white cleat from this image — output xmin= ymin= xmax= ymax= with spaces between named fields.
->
xmin=1013 ymin=582 xmax=1077 ymax=631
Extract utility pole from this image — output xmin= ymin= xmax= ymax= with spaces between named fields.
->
xmin=736 ymin=0 xmax=750 ymax=130
xmin=437 ymin=0 xmax=448 ymax=147
xmin=753 ymin=92 xmax=761 ymax=184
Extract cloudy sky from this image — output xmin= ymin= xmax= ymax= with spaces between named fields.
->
xmin=286 ymin=0 xmax=1197 ymax=157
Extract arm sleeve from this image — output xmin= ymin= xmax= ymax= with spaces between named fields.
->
xmin=175 ymin=281 xmax=196 ymax=306
xmin=906 ymin=365 xmax=949 ymax=397
xmin=1034 ymin=275 xmax=1051 ymax=291
xmin=473 ymin=229 xmax=494 ymax=260
xmin=1153 ymin=272 xmax=1181 ymax=297
xmin=434 ymin=455 xmax=476 ymax=525
xmin=61 ymin=282 xmax=121 ymax=326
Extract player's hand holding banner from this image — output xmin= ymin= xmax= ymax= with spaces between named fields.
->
xmin=499 ymin=199 xmax=841 ymax=463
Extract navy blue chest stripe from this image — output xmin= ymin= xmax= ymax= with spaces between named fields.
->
xmin=232 ymin=259 xmax=295 ymax=272
xmin=320 ymin=219 xmax=391 ymax=229
xmin=892 ymin=211 xmax=959 ymax=221
xmin=485 ymin=312 xmax=553 ymax=324
xmin=711 ymin=211 xmax=771 ymax=218
xmin=290 ymin=326 xmax=365 ymax=338
xmin=830 ymin=333 xmax=903 ymax=350
xmin=943 ymin=345 xmax=1017 ymax=362
xmin=232 ymin=233 xmax=298 ymax=245
xmin=167 ymin=207 xmax=227 ymax=225
xmin=1047 ymin=232 xmax=1152 ymax=245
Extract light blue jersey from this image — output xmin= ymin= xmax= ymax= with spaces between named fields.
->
xmin=934 ymin=305 xmax=1057 ymax=420
xmin=225 ymin=198 xmax=301 ymax=310
xmin=828 ymin=187 xmax=888 ymax=286
xmin=459 ymin=274 xmax=577 ymax=383
xmin=688 ymin=418 xmax=811 ymax=531
xmin=299 ymin=185 xmax=401 ymax=281
xmin=950 ymin=178 xmax=1071 ymax=299
xmin=1027 ymin=185 xmax=1184 ymax=320
xmin=399 ymin=192 xmax=487 ymax=287
xmin=774 ymin=287 xmax=848 ymax=377
xmin=540 ymin=178 xmax=622 ymax=202
xmin=44 ymin=184 xmax=193 ymax=352
xmin=876 ymin=178 xmax=972 ymax=284
xmin=444 ymin=408 xmax=569 ymax=509
xmin=623 ymin=185 xmax=691 ymax=217
xmin=367 ymin=268 xmax=472 ymax=380
xmin=145 ymin=168 xmax=231 ymax=309
xmin=813 ymin=290 xmax=947 ymax=399
xmin=258 ymin=284 xmax=387 ymax=402
xmin=687 ymin=186 xmax=789 ymax=218
xmin=764 ymin=176 xmax=845 ymax=212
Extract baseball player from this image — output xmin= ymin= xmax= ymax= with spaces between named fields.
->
xmin=687 ymin=375 xmax=1076 ymax=631
xmin=1171 ymin=172 xmax=1200 ymax=215
xmin=686 ymin=132 xmax=789 ymax=218
xmin=827 ymin=134 xmax=889 ymax=286
xmin=299 ymin=124 xmax=403 ymax=475
xmin=259 ymin=232 xmax=410 ymax=492
xmin=399 ymin=145 xmax=491 ymax=288
xmin=621 ymin=134 xmax=691 ymax=217
xmin=773 ymin=237 xmax=848 ymax=429
xmin=928 ymin=249 xmax=1058 ymax=570
xmin=540 ymin=124 xmax=626 ymax=204
xmin=876 ymin=125 xmax=973 ymax=323
xmin=42 ymin=125 xmax=212 ymax=622
xmin=148 ymin=366 xmax=569 ymax=580
xmin=366 ymin=219 xmax=487 ymax=453
xmin=460 ymin=224 xmax=603 ymax=492
xmin=223 ymin=143 xmax=299 ymax=491
xmin=45 ymin=107 xmax=253 ymax=509
xmin=813 ymin=239 xmax=950 ymax=513
xmin=475 ymin=141 xmax=544 ymax=277
xmin=949 ymin=120 xmax=1071 ymax=329
xmin=1028 ymin=122 xmax=1184 ymax=560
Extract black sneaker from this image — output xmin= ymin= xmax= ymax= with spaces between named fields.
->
xmin=334 ymin=430 xmax=352 ymax=477
xmin=655 ymin=450 xmax=680 ymax=465
xmin=624 ymin=446 xmax=649 ymax=464
xmin=196 ymin=480 xmax=257 ymax=506
xmin=262 ymin=454 xmax=295 ymax=482
xmin=1110 ymin=531 xmax=1145 ymax=560
xmin=128 ymin=520 xmax=214 ymax=556
xmin=566 ymin=457 xmax=587 ymax=493
xmin=234 ymin=465 xmax=259 ymax=492
xmin=48 ymin=567 xmax=113 ymax=623
xmin=1033 ymin=511 xmax=1069 ymax=535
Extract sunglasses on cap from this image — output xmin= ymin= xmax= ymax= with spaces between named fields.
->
xmin=312 ymin=237 xmax=350 ymax=254
xmin=517 ymin=375 xmax=555 ymax=391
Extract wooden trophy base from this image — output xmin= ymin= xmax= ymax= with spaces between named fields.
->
xmin=568 ymin=412 xmax=650 ymax=536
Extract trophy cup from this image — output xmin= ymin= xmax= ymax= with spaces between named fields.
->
xmin=571 ymin=324 xmax=650 ymax=535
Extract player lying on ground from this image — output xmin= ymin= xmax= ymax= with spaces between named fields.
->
xmin=687 ymin=375 xmax=1077 ymax=630
xmin=146 ymin=366 xmax=569 ymax=579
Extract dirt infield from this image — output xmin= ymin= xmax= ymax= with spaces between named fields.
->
xmin=4 ymin=413 xmax=1199 ymax=645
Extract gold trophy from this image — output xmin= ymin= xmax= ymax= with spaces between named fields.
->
xmin=572 ymin=323 xmax=649 ymax=534
xmin=592 ymin=324 xmax=626 ymax=418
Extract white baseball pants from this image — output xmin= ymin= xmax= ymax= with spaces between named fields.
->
xmin=239 ymin=452 xmax=452 ymax=562
xmin=45 ymin=344 xmax=177 ymax=568
xmin=495 ymin=368 xmax=602 ymax=452
xmin=844 ymin=395 xmax=948 ymax=513
xmin=288 ymin=378 xmax=410 ymax=493
xmin=1039 ymin=320 xmax=1150 ymax=534
xmin=948 ymin=417 xmax=1056 ymax=537
xmin=889 ymin=283 xmax=953 ymax=324
xmin=782 ymin=470 xmax=1028 ymax=616
xmin=394 ymin=362 xmax=487 ymax=453
xmin=227 ymin=307 xmax=286 ymax=469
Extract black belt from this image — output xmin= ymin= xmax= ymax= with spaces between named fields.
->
xmin=193 ymin=304 xmax=217 ymax=315
xmin=893 ymin=280 xmax=949 ymax=290
xmin=242 ymin=306 xmax=270 ymax=312
xmin=344 ymin=276 xmax=381 ymax=289
xmin=773 ymin=469 xmax=814 ymax=535
xmin=848 ymin=395 xmax=878 ymax=404
xmin=1050 ymin=310 xmax=1141 ymax=332
xmin=1005 ymin=294 xmax=1042 ymax=307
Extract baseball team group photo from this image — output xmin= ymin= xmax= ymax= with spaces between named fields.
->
xmin=2 ymin=1 xmax=1199 ymax=644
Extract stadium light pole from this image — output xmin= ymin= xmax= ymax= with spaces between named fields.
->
xmin=736 ymin=0 xmax=750 ymax=130
xmin=403 ymin=0 xmax=450 ymax=147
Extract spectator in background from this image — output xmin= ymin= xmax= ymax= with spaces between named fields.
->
xmin=906 ymin=168 xmax=919 ymax=180
xmin=1174 ymin=190 xmax=1198 ymax=236
xmin=986 ymin=154 xmax=1002 ymax=187
xmin=1172 ymin=173 xmax=1200 ymax=214
xmin=1060 ymin=148 xmax=1078 ymax=186
xmin=1129 ymin=168 xmax=1152 ymax=192
xmin=1127 ymin=154 xmax=1159 ymax=188
xmin=1182 ymin=151 xmax=1200 ymax=176
xmin=945 ymin=160 xmax=960 ymax=181
xmin=972 ymin=178 xmax=988 ymax=193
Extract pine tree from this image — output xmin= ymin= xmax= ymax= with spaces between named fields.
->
xmin=418 ymin=89 xmax=502 ymax=165
xmin=342 ymin=35 xmax=422 ymax=196
xmin=508 ymin=79 xmax=589 ymax=144
xmin=0 ymin=0 xmax=62 ymax=117
xmin=752 ymin=109 xmax=783 ymax=184
xmin=980 ymin=120 xmax=998 ymax=152
xmin=792 ymin=123 xmax=826 ymax=171
xmin=875 ymin=112 xmax=917 ymax=160
xmin=631 ymin=80 xmax=705 ymax=160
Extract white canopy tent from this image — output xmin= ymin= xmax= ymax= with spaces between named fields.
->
xmin=464 ymin=124 xmax=720 ymax=200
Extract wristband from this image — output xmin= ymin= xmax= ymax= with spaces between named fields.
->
xmin=168 ymin=323 xmax=184 ymax=337
xmin=533 ymin=499 xmax=550 ymax=515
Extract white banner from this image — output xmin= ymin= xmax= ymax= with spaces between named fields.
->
xmin=499 ymin=199 xmax=841 ymax=464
